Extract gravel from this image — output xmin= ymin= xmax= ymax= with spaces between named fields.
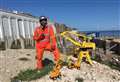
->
xmin=0 ymin=49 xmax=120 ymax=82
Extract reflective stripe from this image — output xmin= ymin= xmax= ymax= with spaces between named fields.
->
xmin=39 ymin=26 xmax=51 ymax=42
xmin=40 ymin=39 xmax=50 ymax=42
xmin=44 ymin=34 xmax=49 ymax=36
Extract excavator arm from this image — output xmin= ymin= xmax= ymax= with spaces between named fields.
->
xmin=49 ymin=31 xmax=96 ymax=79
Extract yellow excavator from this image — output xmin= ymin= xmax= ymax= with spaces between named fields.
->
xmin=49 ymin=31 xmax=96 ymax=79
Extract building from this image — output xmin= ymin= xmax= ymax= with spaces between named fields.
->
xmin=0 ymin=9 xmax=39 ymax=49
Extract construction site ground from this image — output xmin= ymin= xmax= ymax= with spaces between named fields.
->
xmin=0 ymin=49 xmax=120 ymax=82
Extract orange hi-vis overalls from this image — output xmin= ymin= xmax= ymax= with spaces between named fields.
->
xmin=33 ymin=25 xmax=60 ymax=69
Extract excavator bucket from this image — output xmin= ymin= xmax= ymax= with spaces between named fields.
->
xmin=49 ymin=63 xmax=62 ymax=79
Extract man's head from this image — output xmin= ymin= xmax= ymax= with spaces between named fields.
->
xmin=39 ymin=16 xmax=47 ymax=28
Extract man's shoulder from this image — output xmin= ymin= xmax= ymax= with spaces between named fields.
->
xmin=34 ymin=26 xmax=41 ymax=31
xmin=47 ymin=24 xmax=54 ymax=30
xmin=35 ymin=26 xmax=40 ymax=29
xmin=47 ymin=24 xmax=53 ymax=27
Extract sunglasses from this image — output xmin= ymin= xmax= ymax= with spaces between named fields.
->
xmin=39 ymin=19 xmax=47 ymax=22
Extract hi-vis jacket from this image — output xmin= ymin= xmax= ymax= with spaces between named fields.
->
xmin=33 ymin=25 xmax=56 ymax=48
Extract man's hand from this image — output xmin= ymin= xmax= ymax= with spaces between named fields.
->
xmin=51 ymin=45 xmax=56 ymax=51
xmin=39 ymin=33 xmax=45 ymax=40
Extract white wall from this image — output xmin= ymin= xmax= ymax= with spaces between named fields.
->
xmin=0 ymin=10 xmax=39 ymax=41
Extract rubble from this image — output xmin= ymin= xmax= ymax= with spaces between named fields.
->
xmin=0 ymin=49 xmax=120 ymax=82
xmin=32 ymin=61 xmax=120 ymax=82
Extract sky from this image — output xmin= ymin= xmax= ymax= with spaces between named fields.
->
xmin=0 ymin=0 xmax=120 ymax=31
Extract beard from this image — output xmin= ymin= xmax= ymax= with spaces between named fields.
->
xmin=40 ymin=20 xmax=47 ymax=28
xmin=41 ymin=22 xmax=47 ymax=27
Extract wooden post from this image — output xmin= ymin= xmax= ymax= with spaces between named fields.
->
xmin=106 ymin=40 xmax=110 ymax=55
xmin=119 ymin=43 xmax=120 ymax=55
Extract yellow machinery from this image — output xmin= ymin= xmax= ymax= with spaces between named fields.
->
xmin=49 ymin=31 xmax=96 ymax=79
xmin=49 ymin=63 xmax=61 ymax=79
xmin=61 ymin=31 xmax=96 ymax=69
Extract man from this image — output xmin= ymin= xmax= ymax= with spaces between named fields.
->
xmin=33 ymin=16 xmax=60 ymax=70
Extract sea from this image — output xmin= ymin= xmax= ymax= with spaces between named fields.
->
xmin=84 ymin=30 xmax=120 ymax=38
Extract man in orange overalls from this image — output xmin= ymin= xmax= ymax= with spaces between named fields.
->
xmin=33 ymin=16 xmax=60 ymax=70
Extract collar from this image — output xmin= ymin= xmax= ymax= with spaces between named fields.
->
xmin=39 ymin=25 xmax=48 ymax=31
